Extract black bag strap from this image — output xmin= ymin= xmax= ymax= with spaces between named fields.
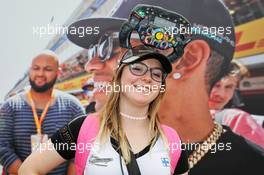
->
xmin=111 ymin=137 xmax=142 ymax=175
xmin=126 ymin=150 xmax=142 ymax=175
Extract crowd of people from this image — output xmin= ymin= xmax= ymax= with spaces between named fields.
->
xmin=1 ymin=0 xmax=264 ymax=175
xmin=58 ymin=54 xmax=88 ymax=81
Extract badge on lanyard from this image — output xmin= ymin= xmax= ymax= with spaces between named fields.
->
xmin=27 ymin=90 xmax=54 ymax=153
xmin=31 ymin=134 xmax=48 ymax=152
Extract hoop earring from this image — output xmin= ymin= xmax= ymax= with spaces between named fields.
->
xmin=173 ymin=72 xmax=182 ymax=80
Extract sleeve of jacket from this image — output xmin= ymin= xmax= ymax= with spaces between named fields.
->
xmin=0 ymin=100 xmax=20 ymax=170
xmin=69 ymin=95 xmax=86 ymax=120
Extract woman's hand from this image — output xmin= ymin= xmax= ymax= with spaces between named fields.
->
xmin=18 ymin=139 xmax=66 ymax=175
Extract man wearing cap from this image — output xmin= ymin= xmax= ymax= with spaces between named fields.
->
xmin=63 ymin=0 xmax=263 ymax=174
xmin=67 ymin=18 xmax=128 ymax=114
xmin=75 ymin=0 xmax=263 ymax=174
xmin=113 ymin=0 xmax=264 ymax=174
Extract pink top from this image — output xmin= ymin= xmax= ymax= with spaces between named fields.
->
xmin=75 ymin=115 xmax=181 ymax=175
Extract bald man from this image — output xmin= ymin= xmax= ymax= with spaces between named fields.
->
xmin=0 ymin=51 xmax=85 ymax=175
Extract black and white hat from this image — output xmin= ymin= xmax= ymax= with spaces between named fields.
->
xmin=113 ymin=0 xmax=236 ymax=61
xmin=67 ymin=17 xmax=126 ymax=49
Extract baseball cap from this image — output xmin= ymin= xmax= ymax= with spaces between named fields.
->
xmin=120 ymin=45 xmax=172 ymax=74
xmin=67 ymin=17 xmax=126 ymax=49
xmin=67 ymin=17 xmax=141 ymax=63
xmin=113 ymin=0 xmax=236 ymax=61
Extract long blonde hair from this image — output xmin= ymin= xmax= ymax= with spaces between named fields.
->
xmin=97 ymin=63 xmax=167 ymax=164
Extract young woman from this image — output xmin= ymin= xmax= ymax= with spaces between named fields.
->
xmin=19 ymin=46 xmax=189 ymax=175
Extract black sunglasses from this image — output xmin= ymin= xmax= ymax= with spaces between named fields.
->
xmin=87 ymin=33 xmax=120 ymax=63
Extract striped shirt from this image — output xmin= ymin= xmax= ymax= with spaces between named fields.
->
xmin=0 ymin=90 xmax=85 ymax=175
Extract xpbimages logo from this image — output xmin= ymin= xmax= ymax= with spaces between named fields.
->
xmin=168 ymin=141 xmax=232 ymax=154
xmin=94 ymin=82 xmax=166 ymax=95
xmin=162 ymin=24 xmax=232 ymax=36
xmin=33 ymin=23 xmax=100 ymax=38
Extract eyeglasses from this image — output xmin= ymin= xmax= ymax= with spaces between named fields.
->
xmin=129 ymin=62 xmax=166 ymax=82
xmin=87 ymin=33 xmax=119 ymax=63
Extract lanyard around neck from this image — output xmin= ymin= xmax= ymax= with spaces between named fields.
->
xmin=27 ymin=90 xmax=54 ymax=135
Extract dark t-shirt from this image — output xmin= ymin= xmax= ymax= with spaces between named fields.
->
xmin=51 ymin=116 xmax=189 ymax=174
xmin=186 ymin=126 xmax=264 ymax=175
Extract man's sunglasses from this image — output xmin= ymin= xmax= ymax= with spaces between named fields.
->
xmin=87 ymin=33 xmax=120 ymax=63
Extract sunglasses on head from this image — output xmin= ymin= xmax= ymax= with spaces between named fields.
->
xmin=86 ymin=32 xmax=143 ymax=64
xmin=87 ymin=33 xmax=120 ymax=63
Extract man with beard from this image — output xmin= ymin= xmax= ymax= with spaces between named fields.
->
xmin=0 ymin=50 xmax=85 ymax=175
